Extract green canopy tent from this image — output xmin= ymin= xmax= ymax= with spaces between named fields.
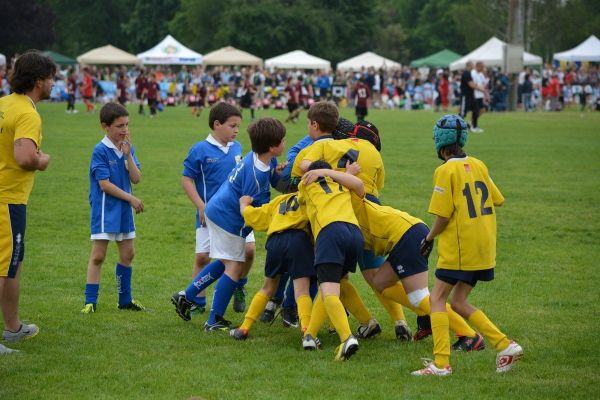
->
xmin=410 ymin=49 xmax=461 ymax=68
xmin=43 ymin=50 xmax=77 ymax=65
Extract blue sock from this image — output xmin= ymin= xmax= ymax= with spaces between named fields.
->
xmin=85 ymin=283 xmax=100 ymax=305
xmin=237 ymin=276 xmax=248 ymax=288
xmin=274 ymin=274 xmax=288 ymax=301
xmin=115 ymin=263 xmax=132 ymax=305
xmin=309 ymin=280 xmax=318 ymax=300
xmin=185 ymin=260 xmax=225 ymax=301
xmin=207 ymin=274 xmax=238 ymax=325
xmin=192 ymin=296 xmax=206 ymax=307
xmin=283 ymin=280 xmax=296 ymax=308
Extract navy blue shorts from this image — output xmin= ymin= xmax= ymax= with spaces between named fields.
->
xmin=0 ymin=204 xmax=26 ymax=278
xmin=435 ymin=268 xmax=495 ymax=287
xmin=265 ymin=230 xmax=316 ymax=280
xmin=314 ymin=222 xmax=363 ymax=276
xmin=386 ymin=223 xmax=430 ymax=279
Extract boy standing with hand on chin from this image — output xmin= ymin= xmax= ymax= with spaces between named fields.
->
xmin=82 ymin=102 xmax=145 ymax=314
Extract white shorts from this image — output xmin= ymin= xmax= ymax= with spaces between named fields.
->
xmin=91 ymin=232 xmax=136 ymax=241
xmin=204 ymin=216 xmax=248 ymax=262
xmin=195 ymin=226 xmax=254 ymax=254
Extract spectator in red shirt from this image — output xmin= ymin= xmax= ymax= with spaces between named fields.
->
xmin=284 ymin=77 xmax=301 ymax=123
xmin=66 ymin=68 xmax=78 ymax=114
xmin=81 ymin=67 xmax=94 ymax=112
xmin=352 ymin=77 xmax=370 ymax=121
xmin=135 ymin=68 xmax=147 ymax=115
xmin=117 ymin=72 xmax=128 ymax=106
xmin=146 ymin=73 xmax=160 ymax=118
xmin=549 ymin=74 xmax=561 ymax=111
xmin=439 ymin=72 xmax=450 ymax=112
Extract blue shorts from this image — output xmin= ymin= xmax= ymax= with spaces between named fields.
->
xmin=0 ymin=204 xmax=26 ymax=278
xmin=358 ymin=194 xmax=386 ymax=271
xmin=314 ymin=222 xmax=363 ymax=275
xmin=435 ymin=268 xmax=495 ymax=287
xmin=386 ymin=223 xmax=430 ymax=279
xmin=264 ymin=230 xmax=316 ymax=280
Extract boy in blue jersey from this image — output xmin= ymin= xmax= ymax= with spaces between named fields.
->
xmin=196 ymin=118 xmax=286 ymax=331
xmin=82 ymin=103 xmax=145 ymax=314
xmin=171 ymin=103 xmax=255 ymax=320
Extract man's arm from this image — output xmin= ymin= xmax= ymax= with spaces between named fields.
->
xmin=13 ymin=138 xmax=50 ymax=171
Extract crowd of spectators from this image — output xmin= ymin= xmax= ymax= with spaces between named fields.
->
xmin=1 ymin=60 xmax=598 ymax=114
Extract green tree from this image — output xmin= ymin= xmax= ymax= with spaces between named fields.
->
xmin=122 ymin=0 xmax=181 ymax=52
xmin=0 ymin=0 xmax=56 ymax=58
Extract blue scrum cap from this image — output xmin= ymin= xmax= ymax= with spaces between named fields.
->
xmin=433 ymin=114 xmax=468 ymax=152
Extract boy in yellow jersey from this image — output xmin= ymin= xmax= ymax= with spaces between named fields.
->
xmin=299 ymin=117 xmax=414 ymax=341
xmin=299 ymin=160 xmax=364 ymax=360
xmin=230 ymin=191 xmax=315 ymax=340
xmin=412 ymin=115 xmax=523 ymax=376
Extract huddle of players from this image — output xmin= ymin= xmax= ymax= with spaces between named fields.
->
xmin=170 ymin=100 xmax=523 ymax=375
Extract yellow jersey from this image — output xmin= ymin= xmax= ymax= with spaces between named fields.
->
xmin=301 ymin=138 xmax=384 ymax=197
xmin=351 ymin=193 xmax=424 ymax=256
xmin=0 ymin=93 xmax=42 ymax=204
xmin=428 ymin=156 xmax=504 ymax=271
xmin=298 ymin=175 xmax=358 ymax=239
xmin=242 ymin=193 xmax=309 ymax=237
xmin=291 ymin=146 xmax=311 ymax=180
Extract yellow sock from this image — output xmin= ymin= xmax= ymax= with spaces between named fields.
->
xmin=296 ymin=294 xmax=312 ymax=331
xmin=468 ymin=309 xmax=510 ymax=351
xmin=306 ymin=293 xmax=327 ymax=337
xmin=374 ymin=289 xmax=406 ymax=321
xmin=340 ymin=279 xmax=372 ymax=324
xmin=446 ymin=304 xmax=476 ymax=337
xmin=431 ymin=311 xmax=451 ymax=368
xmin=382 ymin=284 xmax=418 ymax=312
xmin=324 ymin=295 xmax=352 ymax=343
xmin=240 ymin=291 xmax=269 ymax=331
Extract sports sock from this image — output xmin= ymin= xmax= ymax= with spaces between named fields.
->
xmin=250 ymin=108 xmax=255 ymax=119
xmin=115 ymin=263 xmax=132 ymax=305
xmin=431 ymin=311 xmax=451 ymax=368
xmin=296 ymin=294 xmax=312 ymax=331
xmin=282 ymin=281 xmax=296 ymax=308
xmin=240 ymin=291 xmax=269 ymax=331
xmin=468 ymin=309 xmax=510 ymax=351
xmin=207 ymin=274 xmax=238 ymax=325
xmin=185 ymin=260 xmax=225 ymax=301
xmin=192 ymin=296 xmax=206 ymax=308
xmin=85 ymin=283 xmax=99 ymax=305
xmin=306 ymin=293 xmax=327 ymax=337
xmin=324 ymin=295 xmax=352 ymax=343
xmin=415 ymin=295 xmax=477 ymax=337
xmin=339 ymin=279 xmax=371 ymax=324
xmin=374 ymin=288 xmax=406 ymax=322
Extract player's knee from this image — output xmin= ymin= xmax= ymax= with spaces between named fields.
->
xmin=407 ymin=287 xmax=430 ymax=309
xmin=120 ymin=250 xmax=135 ymax=266
xmin=90 ymin=251 xmax=106 ymax=266
xmin=450 ymin=297 xmax=468 ymax=314
xmin=195 ymin=253 xmax=210 ymax=268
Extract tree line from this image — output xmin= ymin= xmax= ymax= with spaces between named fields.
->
xmin=1 ymin=0 xmax=598 ymax=65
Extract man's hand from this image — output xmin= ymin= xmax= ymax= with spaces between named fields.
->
xmin=420 ymin=238 xmax=434 ymax=258
xmin=37 ymin=151 xmax=50 ymax=171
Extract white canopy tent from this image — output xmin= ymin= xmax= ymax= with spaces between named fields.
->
xmin=77 ymin=45 xmax=140 ymax=65
xmin=450 ymin=37 xmax=542 ymax=71
xmin=265 ymin=50 xmax=330 ymax=71
xmin=553 ymin=35 xmax=600 ymax=62
xmin=0 ymin=53 xmax=6 ymax=66
xmin=337 ymin=52 xmax=401 ymax=71
xmin=203 ymin=46 xmax=262 ymax=66
xmin=137 ymin=35 xmax=203 ymax=65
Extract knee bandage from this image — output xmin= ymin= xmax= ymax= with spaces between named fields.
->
xmin=407 ymin=288 xmax=430 ymax=308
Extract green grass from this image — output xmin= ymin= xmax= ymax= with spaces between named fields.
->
xmin=1 ymin=103 xmax=599 ymax=399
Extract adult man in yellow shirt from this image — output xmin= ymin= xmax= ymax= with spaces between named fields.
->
xmin=0 ymin=50 xmax=55 ymax=353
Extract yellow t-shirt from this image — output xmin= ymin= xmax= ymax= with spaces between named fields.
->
xmin=351 ymin=193 xmax=423 ymax=256
xmin=298 ymin=175 xmax=358 ymax=239
xmin=301 ymin=138 xmax=384 ymax=197
xmin=291 ymin=146 xmax=311 ymax=180
xmin=242 ymin=193 xmax=309 ymax=237
xmin=428 ymin=156 xmax=504 ymax=271
xmin=0 ymin=93 xmax=42 ymax=204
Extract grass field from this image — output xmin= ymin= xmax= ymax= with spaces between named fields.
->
xmin=1 ymin=103 xmax=599 ymax=399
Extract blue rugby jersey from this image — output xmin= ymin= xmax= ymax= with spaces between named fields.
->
xmin=205 ymin=151 xmax=278 ymax=237
xmin=89 ymin=136 xmax=141 ymax=234
xmin=182 ymin=135 xmax=243 ymax=228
